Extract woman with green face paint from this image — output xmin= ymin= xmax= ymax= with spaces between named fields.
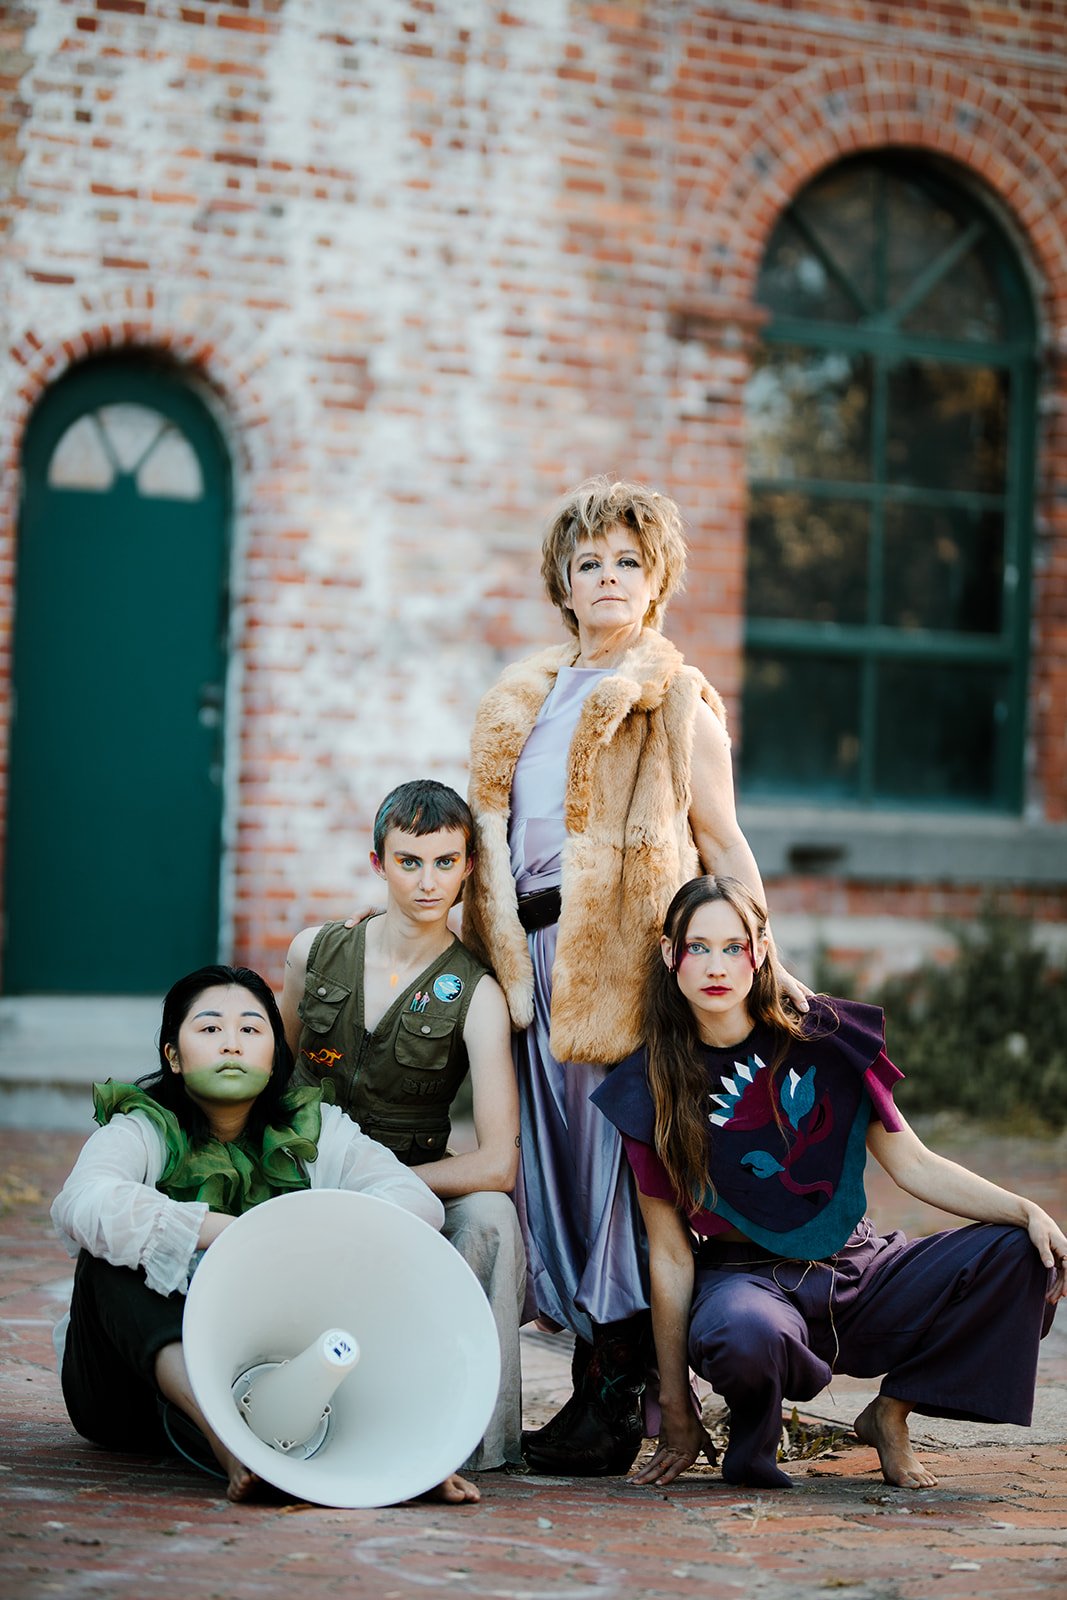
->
xmin=50 ymin=964 xmax=470 ymax=1504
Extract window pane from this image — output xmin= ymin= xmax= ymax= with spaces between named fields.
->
xmin=741 ymin=654 xmax=861 ymax=798
xmin=796 ymin=164 xmax=878 ymax=313
xmin=98 ymin=404 xmax=168 ymax=473
xmin=874 ymin=662 xmax=1004 ymax=803
xmin=900 ymin=241 xmax=1006 ymax=342
xmin=137 ymin=429 xmax=204 ymax=501
xmin=885 ymin=169 xmax=962 ymax=310
xmin=886 ymin=361 xmax=1008 ymax=492
xmin=758 ymin=215 xmax=862 ymax=324
xmin=747 ymin=493 xmax=868 ymax=623
xmin=48 ymin=415 xmax=115 ymax=490
xmin=747 ymin=346 xmax=872 ymax=482
xmin=884 ymin=173 xmax=1005 ymax=339
xmin=882 ymin=504 xmax=1003 ymax=633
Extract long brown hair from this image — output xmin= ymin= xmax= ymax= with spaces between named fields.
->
xmin=644 ymin=876 xmax=808 ymax=1210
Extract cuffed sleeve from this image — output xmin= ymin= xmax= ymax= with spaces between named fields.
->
xmin=865 ymin=1048 xmax=905 ymax=1131
xmin=50 ymin=1114 xmax=207 ymax=1296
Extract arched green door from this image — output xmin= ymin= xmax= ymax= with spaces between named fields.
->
xmin=4 ymin=358 xmax=232 ymax=993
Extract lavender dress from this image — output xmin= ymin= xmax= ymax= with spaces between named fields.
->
xmin=509 ymin=666 xmax=649 ymax=1342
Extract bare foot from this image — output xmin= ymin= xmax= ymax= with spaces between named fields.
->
xmin=418 ymin=1472 xmax=481 ymax=1504
xmin=854 ymin=1396 xmax=938 ymax=1488
xmin=221 ymin=1448 xmax=262 ymax=1503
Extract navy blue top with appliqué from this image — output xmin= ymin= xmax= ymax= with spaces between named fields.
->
xmin=590 ymin=998 xmax=904 ymax=1260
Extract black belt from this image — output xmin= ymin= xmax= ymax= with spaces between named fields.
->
xmin=517 ymin=886 xmax=562 ymax=932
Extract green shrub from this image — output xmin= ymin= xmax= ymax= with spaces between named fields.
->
xmin=814 ymin=908 xmax=1067 ymax=1131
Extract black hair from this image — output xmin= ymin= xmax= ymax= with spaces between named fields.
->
xmin=138 ymin=964 xmax=294 ymax=1146
xmin=372 ymin=778 xmax=474 ymax=859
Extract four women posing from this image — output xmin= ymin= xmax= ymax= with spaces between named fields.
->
xmin=53 ymin=477 xmax=1064 ymax=1499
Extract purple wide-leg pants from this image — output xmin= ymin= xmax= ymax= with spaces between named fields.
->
xmin=688 ymin=1221 xmax=1056 ymax=1488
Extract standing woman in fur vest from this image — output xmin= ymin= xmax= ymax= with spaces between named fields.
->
xmin=463 ymin=477 xmax=809 ymax=1475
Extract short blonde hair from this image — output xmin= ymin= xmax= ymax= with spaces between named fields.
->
xmin=540 ymin=476 xmax=688 ymax=637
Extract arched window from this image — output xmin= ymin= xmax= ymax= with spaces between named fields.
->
xmin=741 ymin=154 xmax=1037 ymax=811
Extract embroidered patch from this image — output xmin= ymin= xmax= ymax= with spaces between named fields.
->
xmin=710 ymin=1053 xmax=835 ymax=1203
xmin=432 ymin=974 xmax=463 ymax=1003
xmin=304 ymin=1047 xmax=343 ymax=1068
xmin=708 ymin=1053 xmax=772 ymax=1128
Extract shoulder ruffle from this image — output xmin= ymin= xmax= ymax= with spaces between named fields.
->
xmin=802 ymin=997 xmax=904 ymax=1129
xmin=802 ymin=996 xmax=886 ymax=1074
xmin=589 ymin=1050 xmax=653 ymax=1143
xmin=92 ymin=1080 xmax=324 ymax=1213
xmin=94 ymin=1080 xmax=179 ymax=1138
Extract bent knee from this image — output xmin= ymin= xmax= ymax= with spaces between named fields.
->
xmin=986 ymin=1221 xmax=1053 ymax=1288
xmin=690 ymin=1303 xmax=801 ymax=1387
xmin=444 ymin=1190 xmax=523 ymax=1251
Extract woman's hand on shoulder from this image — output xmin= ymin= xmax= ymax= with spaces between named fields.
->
xmin=1024 ymin=1203 xmax=1067 ymax=1303
xmin=778 ymin=964 xmax=813 ymax=1015
xmin=342 ymin=906 xmax=382 ymax=929
xmin=630 ymin=1403 xmax=714 ymax=1487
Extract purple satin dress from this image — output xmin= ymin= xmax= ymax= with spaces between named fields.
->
xmin=509 ymin=667 xmax=649 ymax=1342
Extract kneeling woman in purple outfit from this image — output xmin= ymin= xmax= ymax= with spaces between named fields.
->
xmin=592 ymin=876 xmax=1065 ymax=1490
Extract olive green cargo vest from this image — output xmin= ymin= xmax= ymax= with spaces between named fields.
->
xmin=290 ymin=918 xmax=488 ymax=1166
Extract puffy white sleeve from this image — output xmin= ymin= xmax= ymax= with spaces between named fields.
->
xmin=308 ymin=1104 xmax=445 ymax=1231
xmin=50 ymin=1114 xmax=208 ymax=1297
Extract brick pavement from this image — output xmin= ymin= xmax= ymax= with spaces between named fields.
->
xmin=2 ymin=1127 xmax=1065 ymax=1600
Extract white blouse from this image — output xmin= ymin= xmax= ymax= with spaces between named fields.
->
xmin=51 ymin=1102 xmax=445 ymax=1304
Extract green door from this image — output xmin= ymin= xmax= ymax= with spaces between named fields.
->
xmin=4 ymin=359 xmax=232 ymax=993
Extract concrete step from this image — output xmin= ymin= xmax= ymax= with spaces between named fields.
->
xmin=0 ymin=995 xmax=162 ymax=1130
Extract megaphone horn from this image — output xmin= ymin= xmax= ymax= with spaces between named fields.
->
xmin=183 ymin=1189 xmax=501 ymax=1508
xmin=236 ymin=1327 xmax=360 ymax=1455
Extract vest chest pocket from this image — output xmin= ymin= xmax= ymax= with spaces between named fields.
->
xmin=366 ymin=1123 xmax=449 ymax=1166
xmin=299 ymin=974 xmax=351 ymax=1034
xmin=395 ymin=1009 xmax=456 ymax=1071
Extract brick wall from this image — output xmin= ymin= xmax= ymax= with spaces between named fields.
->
xmin=1 ymin=0 xmax=1065 ymax=991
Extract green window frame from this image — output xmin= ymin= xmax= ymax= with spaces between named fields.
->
xmin=741 ymin=154 xmax=1037 ymax=811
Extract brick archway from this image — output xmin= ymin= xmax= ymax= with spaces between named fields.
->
xmin=672 ymin=54 xmax=1067 ymax=341
xmin=664 ymin=55 xmax=1067 ymax=814
xmin=3 ymin=284 xmax=293 ymax=485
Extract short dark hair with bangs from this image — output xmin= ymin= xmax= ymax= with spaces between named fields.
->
xmin=372 ymin=779 xmax=475 ymax=859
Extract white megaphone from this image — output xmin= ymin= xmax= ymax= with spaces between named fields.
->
xmin=183 ymin=1188 xmax=501 ymax=1508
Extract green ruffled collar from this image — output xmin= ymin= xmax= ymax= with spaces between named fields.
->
xmin=93 ymin=1080 xmax=324 ymax=1214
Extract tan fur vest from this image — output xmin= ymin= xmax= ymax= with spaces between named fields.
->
xmin=465 ymin=629 xmax=727 ymax=1065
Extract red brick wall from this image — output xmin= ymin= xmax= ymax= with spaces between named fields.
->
xmin=1 ymin=1 xmax=1065 ymax=989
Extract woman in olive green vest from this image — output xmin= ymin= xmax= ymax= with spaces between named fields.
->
xmin=50 ymin=963 xmax=467 ymax=1503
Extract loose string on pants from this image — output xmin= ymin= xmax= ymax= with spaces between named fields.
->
xmin=700 ymin=1218 xmax=877 ymax=1379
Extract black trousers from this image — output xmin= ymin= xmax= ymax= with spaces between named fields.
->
xmin=61 ymin=1250 xmax=186 ymax=1453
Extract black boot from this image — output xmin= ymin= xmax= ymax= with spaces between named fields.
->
xmin=522 ymin=1314 xmax=651 ymax=1476
xmin=520 ymin=1336 xmax=592 ymax=1457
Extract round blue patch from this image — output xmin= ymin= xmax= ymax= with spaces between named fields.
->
xmin=432 ymin=974 xmax=464 ymax=1003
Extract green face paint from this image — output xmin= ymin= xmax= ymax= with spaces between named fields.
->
xmin=180 ymin=1061 xmax=271 ymax=1104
